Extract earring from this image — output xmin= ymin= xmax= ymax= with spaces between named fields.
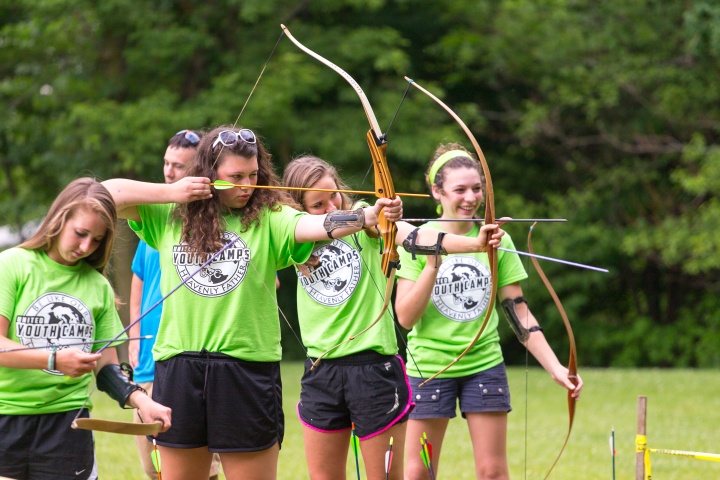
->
xmin=436 ymin=204 xmax=443 ymax=215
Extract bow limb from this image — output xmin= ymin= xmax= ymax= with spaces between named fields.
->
xmin=281 ymin=25 xmax=397 ymax=273
xmin=280 ymin=25 xmax=383 ymax=136
xmin=281 ymin=25 xmax=399 ymax=365
xmin=527 ymin=224 xmax=578 ymax=479
xmin=404 ymin=78 xmax=498 ymax=387
xmin=72 ymin=417 xmax=162 ymax=436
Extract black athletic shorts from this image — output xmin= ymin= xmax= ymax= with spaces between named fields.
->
xmin=0 ymin=409 xmax=97 ymax=480
xmin=152 ymin=350 xmax=284 ymax=452
xmin=297 ymin=350 xmax=413 ymax=440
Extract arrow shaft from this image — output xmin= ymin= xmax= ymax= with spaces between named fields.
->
xmin=212 ymin=182 xmax=427 ymax=198
xmin=498 ymin=247 xmax=608 ymax=272
xmin=401 ymin=218 xmax=567 ymax=223
xmin=0 ymin=335 xmax=153 ymax=353
xmin=95 ymin=236 xmax=242 ymax=355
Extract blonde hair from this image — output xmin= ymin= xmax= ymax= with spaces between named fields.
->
xmin=283 ymin=155 xmax=353 ymax=211
xmin=18 ymin=178 xmax=117 ymax=274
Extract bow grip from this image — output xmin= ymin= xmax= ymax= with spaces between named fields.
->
xmin=366 ymin=130 xmax=398 ymax=277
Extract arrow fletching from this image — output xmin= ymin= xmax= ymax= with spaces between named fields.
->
xmin=211 ymin=180 xmax=236 ymax=190
xmin=151 ymin=438 xmax=162 ymax=474
xmin=385 ymin=436 xmax=394 ymax=479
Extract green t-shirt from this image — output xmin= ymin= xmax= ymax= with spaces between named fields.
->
xmin=130 ymin=203 xmax=313 ymax=362
xmin=295 ymin=229 xmax=397 ymax=358
xmin=0 ymin=248 xmax=123 ymax=415
xmin=396 ymin=223 xmax=527 ymax=378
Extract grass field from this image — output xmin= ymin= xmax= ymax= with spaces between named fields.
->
xmin=91 ymin=365 xmax=720 ymax=479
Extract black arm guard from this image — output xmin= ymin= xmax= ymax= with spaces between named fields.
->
xmin=96 ymin=363 xmax=144 ymax=409
xmin=501 ymin=297 xmax=542 ymax=345
xmin=402 ymin=228 xmax=447 ymax=261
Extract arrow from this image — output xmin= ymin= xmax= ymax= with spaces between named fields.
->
xmin=152 ymin=438 xmax=162 ymax=480
xmin=498 ymin=247 xmax=608 ymax=273
xmin=351 ymin=422 xmax=361 ymax=480
xmin=0 ymin=335 xmax=153 ymax=353
xmin=401 ymin=218 xmax=567 ymax=223
xmin=420 ymin=433 xmax=436 ymax=480
xmin=211 ymin=180 xmax=428 ymax=198
xmin=385 ymin=436 xmax=394 ymax=480
xmin=610 ymin=427 xmax=616 ymax=480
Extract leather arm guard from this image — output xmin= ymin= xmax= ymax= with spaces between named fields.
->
xmin=402 ymin=228 xmax=447 ymax=262
xmin=96 ymin=363 xmax=145 ymax=409
xmin=323 ymin=208 xmax=365 ymax=239
xmin=501 ymin=297 xmax=543 ymax=345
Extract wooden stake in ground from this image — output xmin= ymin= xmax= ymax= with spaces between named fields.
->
xmin=636 ymin=395 xmax=647 ymax=480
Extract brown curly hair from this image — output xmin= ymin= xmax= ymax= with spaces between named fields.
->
xmin=172 ymin=125 xmax=290 ymax=254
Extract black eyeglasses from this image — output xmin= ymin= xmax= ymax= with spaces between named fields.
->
xmin=174 ymin=129 xmax=200 ymax=145
xmin=212 ymin=129 xmax=257 ymax=149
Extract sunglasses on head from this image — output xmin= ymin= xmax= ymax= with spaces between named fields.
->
xmin=174 ymin=129 xmax=200 ymax=145
xmin=212 ymin=129 xmax=257 ymax=150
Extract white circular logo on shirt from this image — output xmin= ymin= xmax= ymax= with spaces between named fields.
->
xmin=431 ymin=256 xmax=492 ymax=322
xmin=299 ymin=239 xmax=361 ymax=306
xmin=15 ymin=292 xmax=95 ymax=375
xmin=173 ymin=231 xmax=249 ymax=298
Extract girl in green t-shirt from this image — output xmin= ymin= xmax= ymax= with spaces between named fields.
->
xmin=283 ymin=155 xmax=505 ymax=480
xmin=102 ymin=126 xmax=405 ymax=480
xmin=394 ymin=144 xmax=584 ymax=480
xmin=0 ymin=178 xmax=171 ymax=480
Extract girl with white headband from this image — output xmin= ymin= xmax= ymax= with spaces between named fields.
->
xmin=395 ymin=143 xmax=583 ymax=480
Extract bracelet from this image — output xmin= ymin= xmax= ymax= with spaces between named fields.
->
xmin=47 ymin=348 xmax=57 ymax=371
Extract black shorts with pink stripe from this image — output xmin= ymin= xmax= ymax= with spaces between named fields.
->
xmin=297 ymin=350 xmax=413 ymax=440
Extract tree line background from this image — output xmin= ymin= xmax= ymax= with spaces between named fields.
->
xmin=2 ymin=0 xmax=718 ymax=367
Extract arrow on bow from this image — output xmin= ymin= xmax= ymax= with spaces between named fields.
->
xmin=211 ymin=180 xmax=428 ymax=198
xmin=403 ymin=77 xmax=499 ymax=388
xmin=401 ymin=218 xmax=567 ymax=223
xmin=281 ymin=24 xmax=399 ymax=368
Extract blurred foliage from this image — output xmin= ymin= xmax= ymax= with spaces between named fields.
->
xmin=1 ymin=0 xmax=718 ymax=366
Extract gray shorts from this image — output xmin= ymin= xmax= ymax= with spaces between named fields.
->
xmin=409 ymin=362 xmax=511 ymax=419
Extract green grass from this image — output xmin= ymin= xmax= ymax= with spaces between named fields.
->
xmin=92 ymin=365 xmax=720 ymax=479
